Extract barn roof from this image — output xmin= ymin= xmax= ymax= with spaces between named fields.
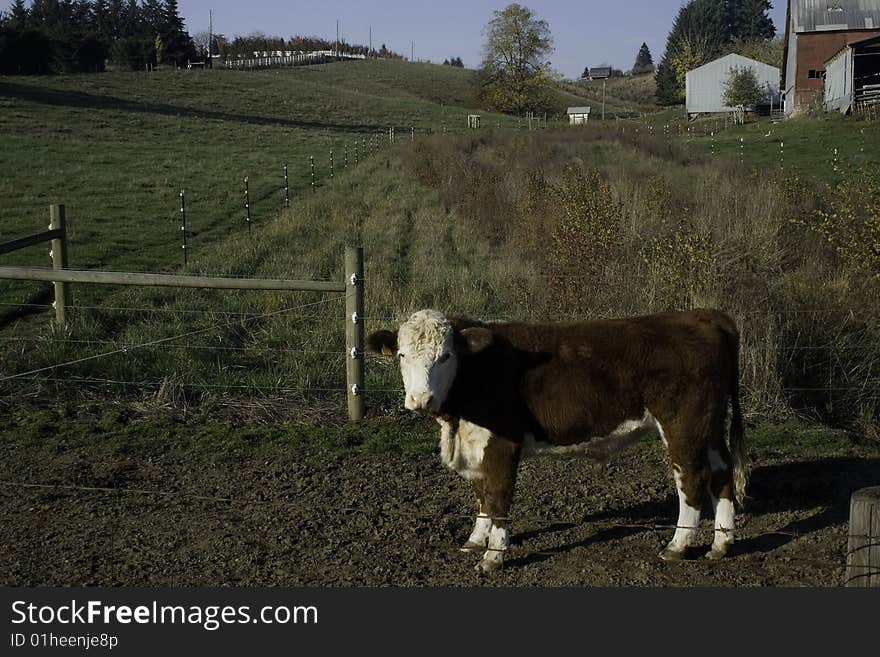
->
xmin=791 ymin=0 xmax=880 ymax=33
xmin=687 ymin=52 xmax=780 ymax=76
xmin=567 ymin=107 xmax=591 ymax=114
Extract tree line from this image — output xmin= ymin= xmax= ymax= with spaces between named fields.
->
xmin=655 ymin=0 xmax=777 ymax=105
xmin=0 ymin=0 xmax=196 ymax=74
xmin=205 ymin=33 xmax=405 ymax=60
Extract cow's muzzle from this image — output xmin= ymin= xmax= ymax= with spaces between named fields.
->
xmin=405 ymin=392 xmax=435 ymax=413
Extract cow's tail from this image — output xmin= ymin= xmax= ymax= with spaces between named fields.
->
xmin=726 ymin=324 xmax=748 ymax=507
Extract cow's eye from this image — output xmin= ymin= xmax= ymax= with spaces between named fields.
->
xmin=438 ymin=353 xmax=450 ymax=364
xmin=399 ymin=353 xmax=405 ymax=359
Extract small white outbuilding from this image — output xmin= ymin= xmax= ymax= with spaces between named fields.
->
xmin=685 ymin=53 xmax=781 ymax=116
xmin=566 ymin=107 xmax=591 ymax=125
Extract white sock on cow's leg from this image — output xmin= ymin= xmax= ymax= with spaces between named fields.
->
xmin=707 ymin=496 xmax=735 ymax=559
xmin=661 ymin=468 xmax=701 ymax=561
xmin=478 ymin=523 xmax=508 ymax=573
xmin=461 ymin=513 xmax=491 ymax=552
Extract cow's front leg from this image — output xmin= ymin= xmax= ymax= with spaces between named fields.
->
xmin=660 ymin=461 xmax=706 ymax=561
xmin=461 ymin=480 xmax=491 ymax=552
xmin=476 ymin=438 xmax=520 ymax=574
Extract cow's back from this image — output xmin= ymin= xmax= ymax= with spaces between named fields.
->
xmin=469 ymin=309 xmax=738 ymax=445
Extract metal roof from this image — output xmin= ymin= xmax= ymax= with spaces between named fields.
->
xmin=567 ymin=107 xmax=591 ymax=114
xmin=791 ymin=0 xmax=880 ymax=33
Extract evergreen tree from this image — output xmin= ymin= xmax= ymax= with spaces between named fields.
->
xmin=727 ymin=0 xmax=776 ymax=41
xmin=632 ymin=42 xmax=654 ymax=75
xmin=8 ymin=0 xmax=29 ymax=27
xmin=655 ymin=0 xmax=774 ymax=105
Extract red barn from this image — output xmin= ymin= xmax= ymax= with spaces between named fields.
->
xmin=783 ymin=0 xmax=880 ymax=115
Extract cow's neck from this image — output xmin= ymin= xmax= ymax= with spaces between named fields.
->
xmin=442 ymin=358 xmax=540 ymax=442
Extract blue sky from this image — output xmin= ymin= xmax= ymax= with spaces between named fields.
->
xmin=6 ymin=1 xmax=789 ymax=79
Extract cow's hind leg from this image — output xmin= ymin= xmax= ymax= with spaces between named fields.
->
xmin=461 ymin=480 xmax=491 ymax=552
xmin=476 ymin=439 xmax=520 ymax=574
xmin=660 ymin=460 xmax=707 ymax=561
xmin=706 ymin=445 xmax=735 ymax=559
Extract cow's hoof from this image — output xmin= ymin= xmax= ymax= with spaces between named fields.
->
xmin=659 ymin=547 xmax=686 ymax=562
xmin=705 ymin=548 xmax=728 ymax=560
xmin=476 ymin=559 xmax=503 ymax=574
xmin=460 ymin=541 xmax=485 ymax=553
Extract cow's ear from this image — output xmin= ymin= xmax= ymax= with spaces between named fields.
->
xmin=366 ymin=330 xmax=398 ymax=356
xmin=460 ymin=327 xmax=494 ymax=354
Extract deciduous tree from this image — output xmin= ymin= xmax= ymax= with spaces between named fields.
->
xmin=478 ymin=3 xmax=555 ymax=114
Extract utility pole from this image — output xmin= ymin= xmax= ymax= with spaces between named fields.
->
xmin=336 ymin=19 xmax=339 ymax=58
xmin=208 ymin=9 xmax=213 ymax=67
xmin=411 ymin=41 xmax=414 ymax=62
xmin=602 ymin=79 xmax=606 ymax=121
xmin=369 ymin=26 xmax=372 ymax=57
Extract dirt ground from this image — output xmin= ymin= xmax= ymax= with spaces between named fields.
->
xmin=2 ymin=418 xmax=878 ymax=587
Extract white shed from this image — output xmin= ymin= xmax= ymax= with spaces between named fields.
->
xmin=685 ymin=53 xmax=781 ymax=115
xmin=566 ymin=107 xmax=591 ymax=125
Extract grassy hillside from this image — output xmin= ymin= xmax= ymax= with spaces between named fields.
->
xmin=561 ymin=73 xmax=658 ymax=117
xmin=0 ymin=60 xmax=513 ymax=310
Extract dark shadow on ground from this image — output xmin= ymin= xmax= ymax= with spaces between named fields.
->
xmin=0 ymin=81 xmax=386 ymax=134
xmin=508 ymin=457 xmax=880 ymax=561
xmin=0 ymin=288 xmax=53 ymax=329
xmin=504 ymin=525 xmax=650 ymax=569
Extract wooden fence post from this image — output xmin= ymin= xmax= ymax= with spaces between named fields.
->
xmin=49 ymin=204 xmax=69 ymax=327
xmin=845 ymin=486 xmax=880 ymax=587
xmin=345 ymin=246 xmax=364 ymax=422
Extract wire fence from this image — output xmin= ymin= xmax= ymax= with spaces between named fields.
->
xmin=2 ymin=113 xmax=879 ymax=417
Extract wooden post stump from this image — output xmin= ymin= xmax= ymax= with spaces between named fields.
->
xmin=845 ymin=486 xmax=880 ymax=587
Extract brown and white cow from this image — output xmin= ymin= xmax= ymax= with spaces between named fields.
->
xmin=367 ymin=308 xmax=747 ymax=573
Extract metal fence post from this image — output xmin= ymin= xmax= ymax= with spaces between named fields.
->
xmin=345 ymin=246 xmax=364 ymax=422
xmin=310 ymin=156 xmax=316 ymax=192
xmin=49 ymin=203 xmax=69 ymax=327
xmin=283 ymin=164 xmax=290 ymax=207
xmin=179 ymin=190 xmax=188 ymax=264
xmin=244 ymin=177 xmax=252 ymax=234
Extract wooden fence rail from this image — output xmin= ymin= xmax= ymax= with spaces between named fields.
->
xmin=0 ymin=205 xmax=365 ymax=421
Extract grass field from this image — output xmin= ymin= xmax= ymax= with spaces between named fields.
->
xmin=1 ymin=63 xmax=879 ymax=430
xmin=0 ymin=61 xmax=513 ymax=303
xmin=630 ymin=108 xmax=880 ymax=182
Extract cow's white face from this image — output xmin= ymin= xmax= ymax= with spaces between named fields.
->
xmin=396 ymin=310 xmax=459 ymax=414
